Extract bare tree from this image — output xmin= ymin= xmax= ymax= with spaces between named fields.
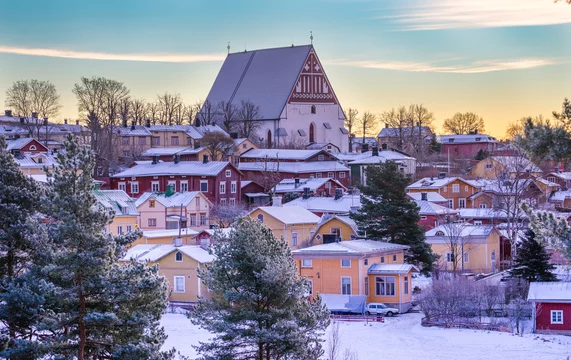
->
xmin=344 ymin=108 xmax=359 ymax=151
xmin=182 ymin=103 xmax=198 ymax=125
xmin=209 ymin=203 xmax=247 ymax=228
xmin=380 ymin=106 xmax=412 ymax=150
xmin=218 ymin=101 xmax=238 ymax=133
xmin=408 ymin=104 xmax=434 ymax=156
xmin=5 ymin=79 xmax=62 ymax=139
xmin=281 ymin=133 xmax=308 ymax=149
xmin=439 ymin=220 xmax=471 ymax=276
xmin=443 ymin=112 xmax=485 ymax=134
xmin=201 ymin=131 xmax=235 ymax=161
xmin=157 ymin=92 xmax=183 ymax=125
xmin=196 ymin=99 xmax=216 ymax=126
xmin=326 ymin=322 xmax=359 ymax=360
xmin=146 ymin=101 xmax=160 ymax=125
xmin=119 ymin=97 xmax=131 ymax=127
xmin=236 ymin=100 xmax=262 ymax=140
xmin=131 ymin=98 xmax=148 ymax=125
xmin=358 ymin=111 xmax=377 ymax=143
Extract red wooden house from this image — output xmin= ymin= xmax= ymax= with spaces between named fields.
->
xmin=528 ymin=282 xmax=571 ymax=335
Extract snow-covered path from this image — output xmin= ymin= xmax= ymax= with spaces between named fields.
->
xmin=161 ymin=312 xmax=571 ymax=360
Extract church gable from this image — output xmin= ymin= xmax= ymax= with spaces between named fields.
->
xmin=288 ymin=50 xmax=338 ymax=105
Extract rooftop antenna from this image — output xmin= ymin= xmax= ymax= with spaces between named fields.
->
xmin=310 ymin=31 xmax=313 ymax=45
xmin=227 ymin=42 xmax=230 ymax=54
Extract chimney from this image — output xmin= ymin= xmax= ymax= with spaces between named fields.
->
xmin=152 ymin=155 xmax=159 ymax=165
xmin=381 ymin=143 xmax=387 ymax=150
xmin=385 ymin=123 xmax=389 ymax=128
xmin=203 ymin=155 xmax=209 ymax=163
xmin=64 ymin=119 xmax=68 ymax=124
xmin=122 ymin=119 xmax=127 ymax=128
xmin=4 ymin=110 xmax=12 ymax=117
xmin=145 ymin=119 xmax=151 ymax=127
xmin=230 ymin=132 xmax=238 ymax=139
xmin=174 ymin=154 xmax=181 ymax=164
xmin=43 ymin=118 xmax=48 ymax=125
xmin=19 ymin=117 xmax=25 ymax=124
xmin=361 ymin=143 xmax=369 ymax=153
xmin=32 ymin=112 xmax=38 ymax=119
xmin=334 ymin=188 xmax=342 ymax=200
xmin=272 ymin=196 xmax=283 ymax=207
xmin=474 ymin=130 xmax=478 ymax=134
xmin=372 ymin=147 xmax=379 ymax=156
xmin=131 ymin=120 xmax=136 ymax=130
xmin=421 ymin=192 xmax=428 ymax=201
xmin=294 ymin=178 xmax=300 ymax=188
xmin=76 ymin=120 xmax=79 ymax=125
xmin=438 ymin=172 xmax=446 ymax=179
xmin=173 ymin=237 xmax=182 ymax=247
xmin=93 ymin=183 xmax=101 ymax=191
xmin=200 ymin=238 xmax=210 ymax=250
xmin=416 ymin=121 xmax=420 ymax=127
xmin=303 ymin=187 xmax=310 ymax=199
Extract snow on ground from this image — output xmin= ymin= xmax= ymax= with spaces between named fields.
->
xmin=161 ymin=312 xmax=571 ymax=360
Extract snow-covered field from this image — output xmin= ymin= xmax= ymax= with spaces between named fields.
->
xmin=161 ymin=312 xmax=571 ymax=360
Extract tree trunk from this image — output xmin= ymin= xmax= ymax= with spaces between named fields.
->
xmin=78 ymin=277 xmax=87 ymax=360
xmin=7 ymin=249 xmax=16 ymax=340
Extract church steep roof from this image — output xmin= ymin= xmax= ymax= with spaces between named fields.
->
xmin=203 ymin=45 xmax=313 ymax=121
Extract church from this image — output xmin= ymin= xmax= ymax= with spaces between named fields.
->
xmin=202 ymin=44 xmax=349 ymax=152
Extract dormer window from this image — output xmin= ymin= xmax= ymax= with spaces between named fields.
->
xmin=311 ymin=105 xmax=316 ymax=114
xmin=448 ymin=139 xmax=454 ymax=143
xmin=435 ymin=231 xmax=445 ymax=236
xmin=175 ymin=251 xmax=183 ymax=262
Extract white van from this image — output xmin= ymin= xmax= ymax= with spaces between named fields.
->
xmin=366 ymin=303 xmax=399 ymax=317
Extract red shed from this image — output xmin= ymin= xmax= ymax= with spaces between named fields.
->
xmin=527 ymin=282 xmax=571 ymax=335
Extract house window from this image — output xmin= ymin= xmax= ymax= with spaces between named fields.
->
xmin=118 ymin=182 xmax=126 ymax=191
xmin=200 ymin=213 xmax=206 ymax=225
xmin=231 ymin=181 xmax=237 ymax=193
xmin=131 ymin=182 xmax=139 ymax=194
xmin=551 ymin=310 xmax=563 ymax=324
xmin=229 ymin=198 xmax=235 ymax=206
xmin=331 ymin=228 xmax=341 ymax=237
xmin=479 ymin=204 xmax=487 ymax=208
xmin=452 ymin=184 xmax=460 ymax=193
xmin=292 ymin=232 xmax=298 ymax=246
xmin=200 ymin=180 xmax=208 ymax=192
xmin=474 ymin=220 xmax=483 ymax=225
xmin=420 ymin=216 xmax=427 ymax=220
xmin=225 ymin=170 xmax=231 ymax=177
xmin=341 ymin=277 xmax=351 ymax=295
xmin=446 ymin=252 xmax=454 ymax=263
xmin=547 ymin=176 xmax=556 ymax=183
xmin=122 ymin=137 xmax=130 ymax=145
xmin=220 ymin=182 xmax=226 ymax=194
xmin=392 ymin=255 xmax=397 ymax=262
xmin=174 ymin=276 xmax=185 ymax=292
xmin=190 ymin=214 xmax=196 ymax=226
xmin=151 ymin=182 xmax=160 ymax=192
xmin=171 ymin=136 xmax=179 ymax=145
xmin=148 ymin=218 xmax=157 ymax=227
xmin=316 ymin=173 xmax=322 ymax=178
xmin=404 ymin=276 xmax=409 ymax=295
xmin=465 ymin=185 xmax=469 ymax=192
xmin=220 ymin=198 xmax=227 ymax=206
xmin=257 ymin=214 xmax=264 ymax=223
xmin=149 ymin=200 xmax=156 ymax=208
xmin=485 ymin=163 xmax=493 ymax=169
xmin=152 ymin=137 xmax=160 ymax=146
xmin=364 ymin=259 xmax=369 ymax=266
xmin=196 ymin=197 xmax=200 ymax=207
xmin=138 ymin=137 xmax=146 ymax=145
xmin=318 ymin=154 xmax=325 ymax=161
xmin=327 ymin=172 xmax=334 ymax=178
xmin=302 ymin=259 xmax=312 ymax=268
xmin=443 ymin=186 xmax=447 ymax=192
xmin=341 ymin=259 xmax=351 ymax=268
xmin=126 ymin=225 xmax=132 ymax=233
xmin=459 ymin=199 xmax=466 ymax=208
xmin=375 ymin=276 xmax=395 ymax=296
xmin=306 ymin=279 xmax=313 ymax=295
xmin=175 ymin=252 xmax=183 ymax=262
xmin=381 ymin=256 xmax=385 ymax=263
xmin=117 ymin=226 xmax=123 ymax=235
xmin=448 ymin=199 xmax=454 ymax=208
xmin=463 ymin=252 xmax=469 ymax=263
xmin=339 ymin=172 xmax=346 ymax=178
xmin=180 ymin=181 xmax=188 ymax=192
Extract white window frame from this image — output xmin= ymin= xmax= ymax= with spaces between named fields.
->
xmin=341 ymin=259 xmax=351 ymax=268
xmin=339 ymin=172 xmax=346 ymax=178
xmin=459 ymin=198 xmax=466 ymax=208
xmin=392 ymin=254 xmax=397 ymax=262
xmin=364 ymin=277 xmax=369 ymax=296
xmin=148 ymin=218 xmax=157 ymax=227
xmin=364 ymin=258 xmax=369 ymax=266
xmin=130 ymin=182 xmax=139 ymax=194
xmin=229 ymin=198 xmax=235 ymax=206
xmin=151 ymin=181 xmax=160 ymax=192
xmin=446 ymin=252 xmax=454 ymax=263
xmin=175 ymin=251 xmax=183 ymax=262
xmin=126 ymin=225 xmax=132 ymax=233
xmin=420 ymin=216 xmax=427 ymax=220
xmin=318 ymin=154 xmax=325 ymax=161
xmin=380 ymin=256 xmax=385 ymax=263
xmin=200 ymin=180 xmax=208 ymax=192
xmin=118 ymin=182 xmax=126 ymax=191
xmin=404 ymin=275 xmax=409 ymax=295
xmin=341 ymin=276 xmax=352 ymax=295
xmin=292 ymin=231 xmax=298 ymax=246
xmin=375 ymin=276 xmax=395 ymax=296
xmin=327 ymin=172 xmax=334 ymax=178
xmin=225 ymin=170 xmax=231 ymax=177
xmin=117 ymin=226 xmax=123 ymax=235
xmin=479 ymin=204 xmax=487 ymax=208
xmin=464 ymin=185 xmax=469 ymax=192
xmin=551 ymin=310 xmax=563 ymax=324
xmin=173 ymin=276 xmax=185 ymax=293
xmin=220 ymin=198 xmax=227 ymax=206
xmin=180 ymin=181 xmax=188 ymax=192
xmin=316 ymin=173 xmax=322 ymax=178
xmin=302 ymin=258 xmax=312 ymax=268
xmin=443 ymin=186 xmax=447 ymax=193
xmin=452 ymin=184 xmax=460 ymax=193
xmin=200 ymin=213 xmax=207 ymax=226
xmin=474 ymin=220 xmax=483 ymax=225
xmin=231 ymin=181 xmax=237 ymax=193
xmin=463 ymin=252 xmax=469 ymax=263
xmin=448 ymin=199 xmax=454 ymax=208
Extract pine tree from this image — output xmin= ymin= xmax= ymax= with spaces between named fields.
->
xmin=350 ymin=162 xmax=435 ymax=273
xmin=510 ymin=229 xmax=557 ymax=282
xmin=0 ymin=136 xmax=48 ymax=346
xmin=1 ymin=135 xmax=173 ymax=360
xmin=191 ymin=217 xmax=330 ymax=360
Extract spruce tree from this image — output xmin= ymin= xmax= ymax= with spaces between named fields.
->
xmin=191 ymin=217 xmax=330 ymax=360
xmin=351 ymin=161 xmax=435 ymax=273
xmin=510 ymin=229 xmax=558 ymax=282
xmin=1 ymin=135 xmax=173 ymax=360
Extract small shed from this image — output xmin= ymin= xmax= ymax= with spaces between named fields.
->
xmin=527 ymin=282 xmax=571 ymax=335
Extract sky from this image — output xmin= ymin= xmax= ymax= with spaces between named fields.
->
xmin=0 ymin=0 xmax=570 ymax=138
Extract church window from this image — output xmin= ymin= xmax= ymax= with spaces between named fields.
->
xmin=311 ymin=105 xmax=316 ymax=114
xmin=309 ymin=123 xmax=315 ymax=143
xmin=267 ymin=130 xmax=272 ymax=148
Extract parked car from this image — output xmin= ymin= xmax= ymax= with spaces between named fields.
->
xmin=366 ymin=303 xmax=399 ymax=317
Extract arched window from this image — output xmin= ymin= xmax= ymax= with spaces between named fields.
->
xmin=311 ymin=105 xmax=316 ymax=114
xmin=435 ymin=231 xmax=445 ymax=236
xmin=257 ymin=214 xmax=264 ymax=223
xmin=29 ymin=145 xmax=37 ymax=150
xmin=175 ymin=251 xmax=183 ymax=262
xmin=267 ymin=129 xmax=272 ymax=148
xmin=309 ymin=123 xmax=315 ymax=143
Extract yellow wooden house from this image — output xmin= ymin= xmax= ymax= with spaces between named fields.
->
xmin=92 ymin=189 xmax=139 ymax=236
xmin=470 ymin=156 xmax=543 ymax=179
xmin=131 ymin=228 xmax=199 ymax=247
xmin=310 ymin=215 xmax=358 ymax=245
xmin=292 ymin=240 xmax=416 ymax=313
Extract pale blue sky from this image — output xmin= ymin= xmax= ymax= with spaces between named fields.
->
xmin=1 ymin=0 xmax=570 ymax=137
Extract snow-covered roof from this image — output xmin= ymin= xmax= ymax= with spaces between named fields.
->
xmin=141 ymin=147 xmax=191 ymax=156
xmin=550 ymin=189 xmax=571 ymax=202
xmin=378 ymin=126 xmax=431 ymax=138
xmin=548 ymin=171 xmax=571 ymax=181
xmin=407 ymin=177 xmax=477 ymax=190
xmin=368 ymin=263 xmax=418 ymax=274
xmin=415 ymin=200 xmax=455 ymax=215
xmin=114 ymin=125 xmax=153 ymax=137
xmin=199 ymin=227 xmax=235 ymax=237
xmin=93 ymin=190 xmax=139 ymax=216
xmin=203 ymin=45 xmax=314 ymax=121
xmin=12 ymin=152 xmax=58 ymax=169
xmin=534 ymin=178 xmax=560 ymax=188
xmin=527 ymin=282 xmax=571 ymax=302
xmin=292 ymin=240 xmax=408 ymax=255
xmin=111 ymin=161 xmax=231 ymax=178
xmin=469 ymin=178 xmax=537 ymax=195
xmin=135 ymin=191 xmax=208 ymax=208
xmin=27 ymin=174 xmax=48 ymax=183
xmin=425 ymin=224 xmax=495 ymax=238
xmin=241 ymin=180 xmax=252 ymax=188
xmin=256 ymin=206 xmax=320 ymax=225
xmin=240 ymin=148 xmax=331 ymax=161
xmin=142 ymin=228 xmax=200 ymax=239
xmin=284 ymin=195 xmax=361 ymax=214
xmin=406 ymin=192 xmax=448 ymax=203
xmin=0 ymin=125 xmax=28 ymax=136
xmin=6 ymin=137 xmax=42 ymax=150
xmin=273 ymin=177 xmax=346 ymax=194
xmin=487 ymin=156 xmax=542 ymax=173
xmin=311 ymin=215 xmax=359 ymax=239
xmin=458 ymin=208 xmax=527 ymax=220
xmin=122 ymin=244 xmax=214 ymax=263
xmin=438 ymin=134 xmax=498 ymax=144
xmin=238 ymin=161 xmax=349 ymax=174
xmin=146 ymin=124 xmax=229 ymax=139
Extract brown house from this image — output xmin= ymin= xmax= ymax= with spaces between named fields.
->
xmin=406 ymin=175 xmax=482 ymax=209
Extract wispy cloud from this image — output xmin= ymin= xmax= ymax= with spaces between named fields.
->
xmin=330 ymin=58 xmax=556 ymax=73
xmin=0 ymin=45 xmax=225 ymax=63
xmin=383 ymin=0 xmax=571 ymax=30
